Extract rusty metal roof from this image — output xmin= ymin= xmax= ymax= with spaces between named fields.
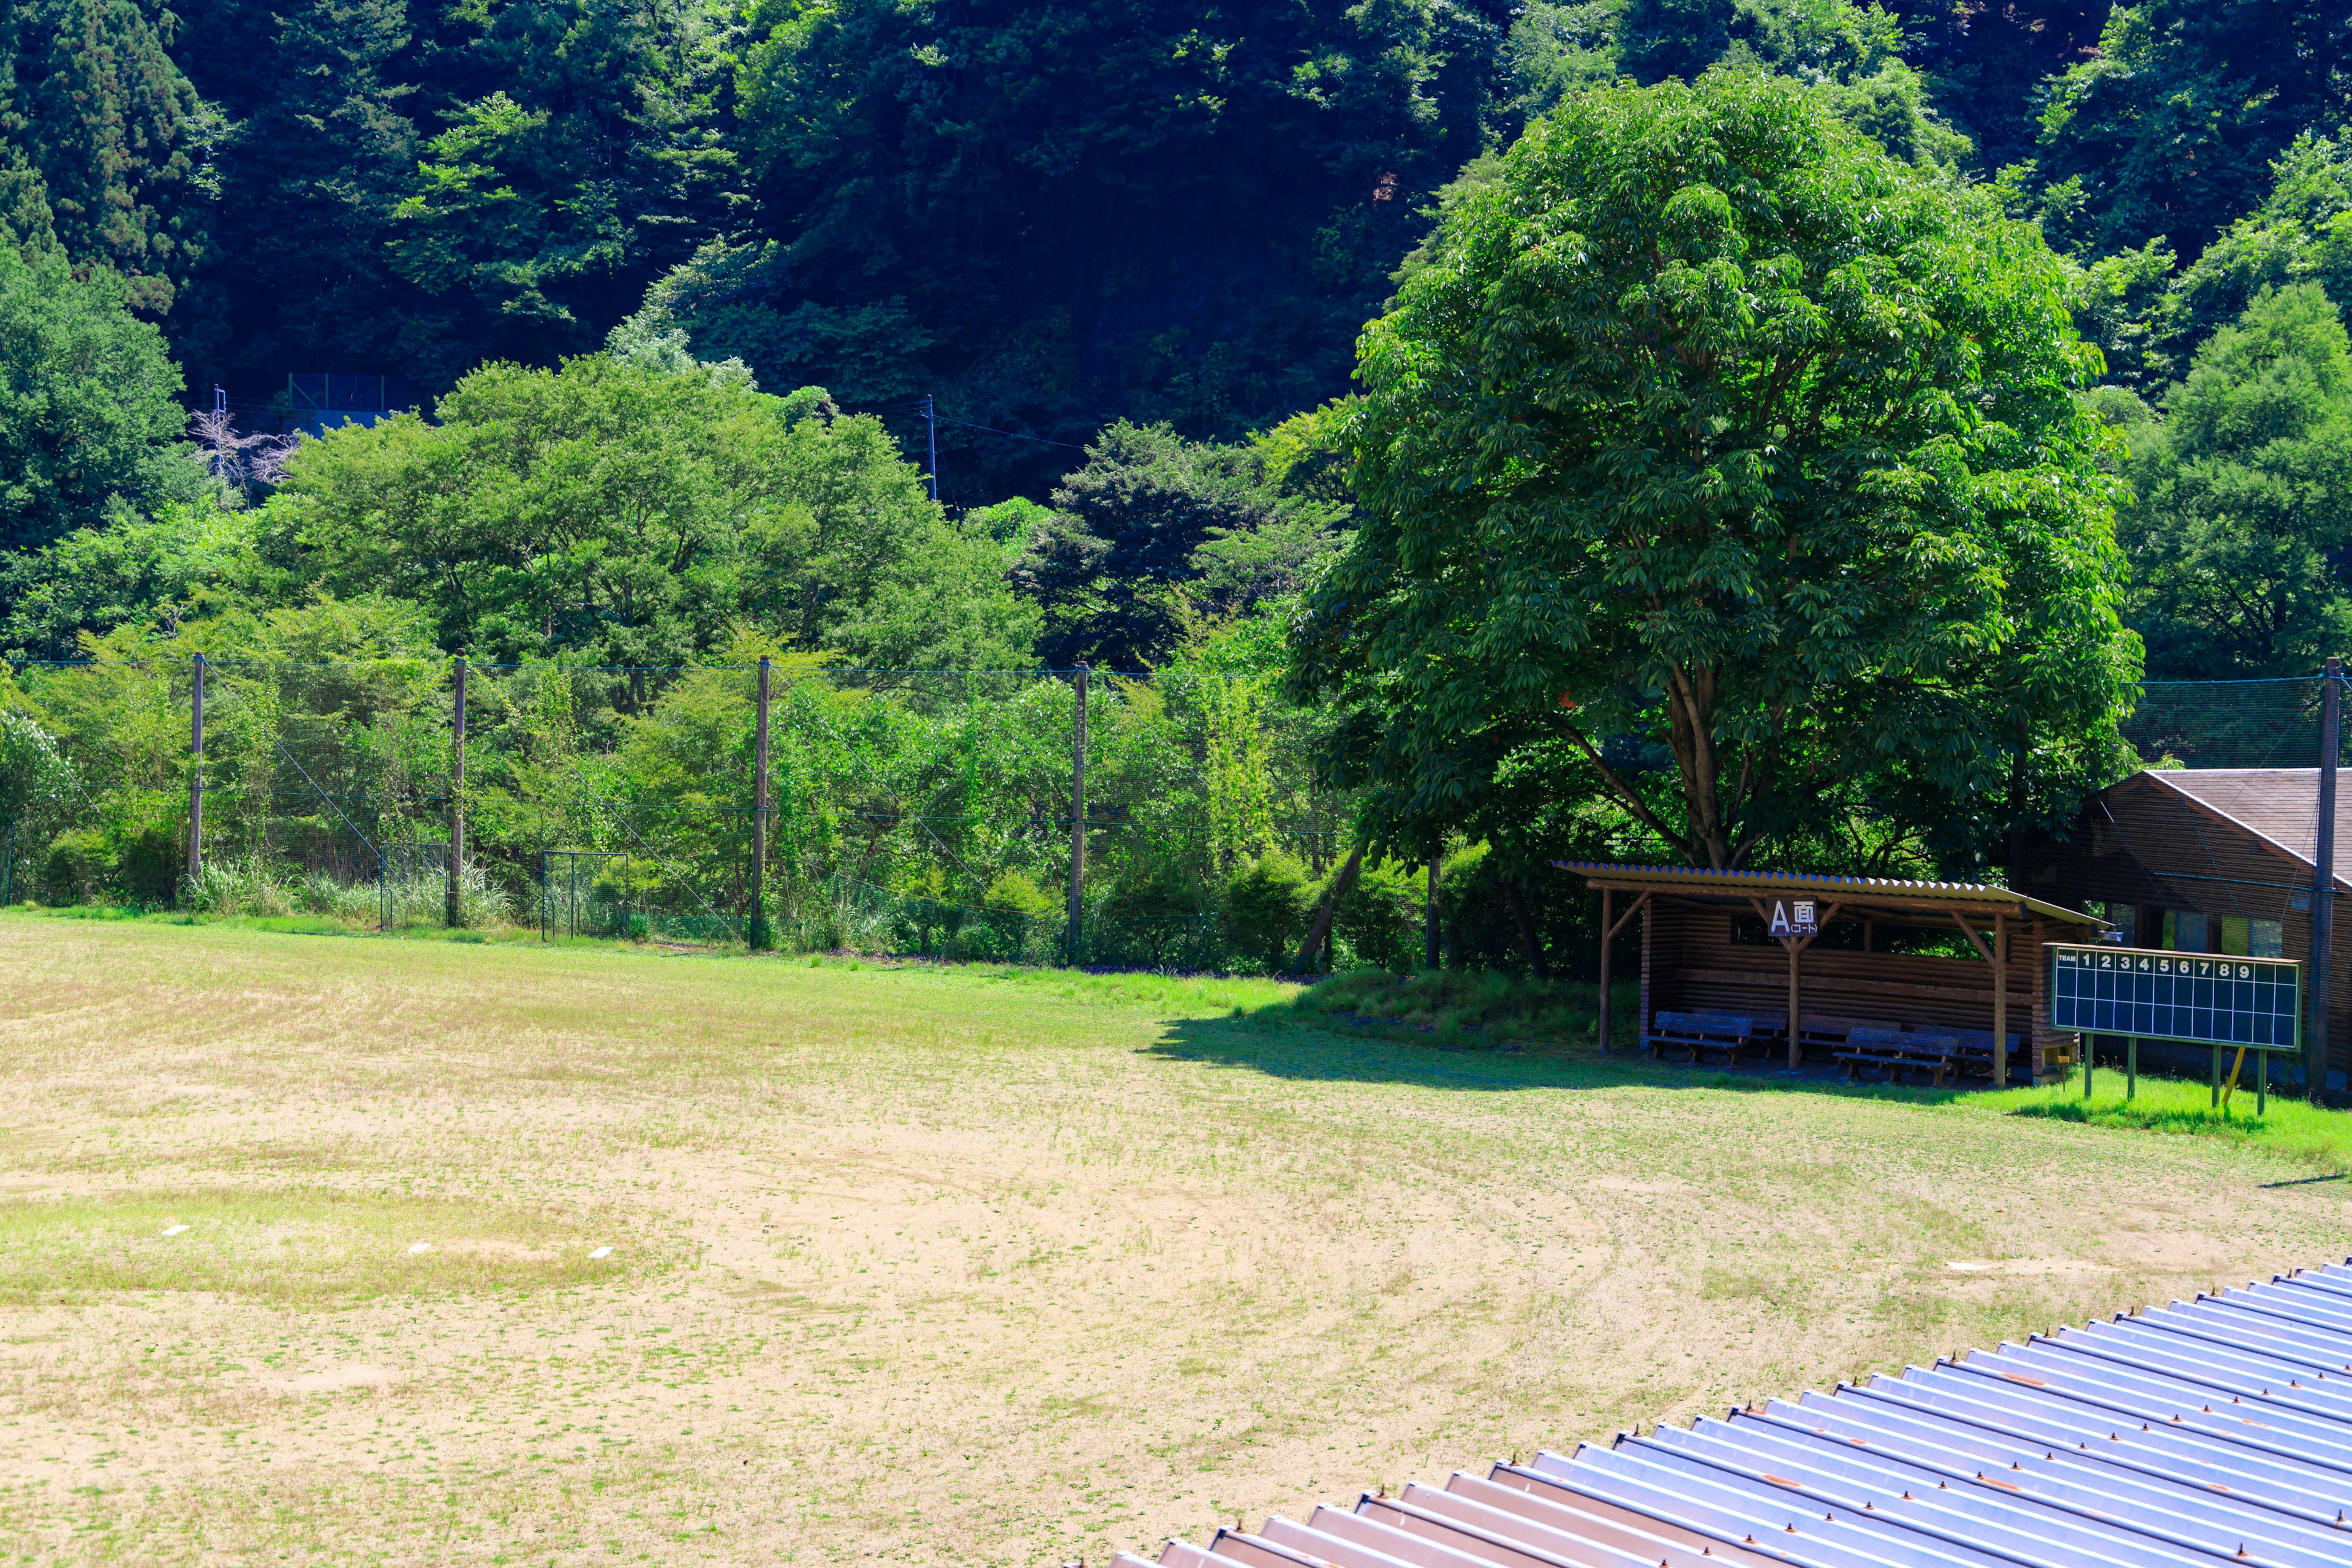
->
xmin=1555 ymin=861 xmax=2106 ymax=927
xmin=1121 ymin=1259 xmax=2352 ymax=1568
xmin=2128 ymin=769 xmax=2351 ymax=889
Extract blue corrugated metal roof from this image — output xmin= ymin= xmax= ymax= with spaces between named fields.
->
xmin=1121 ymin=1261 xmax=2352 ymax=1568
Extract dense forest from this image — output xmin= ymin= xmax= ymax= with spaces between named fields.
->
xmin=5 ymin=0 xmax=2352 ymax=964
xmin=8 ymin=0 xmax=2346 ymax=498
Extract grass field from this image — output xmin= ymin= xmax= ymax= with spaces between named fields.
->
xmin=1 ymin=914 xmax=2348 ymax=1566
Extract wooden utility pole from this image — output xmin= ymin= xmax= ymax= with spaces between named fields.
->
xmin=751 ymin=655 xmax=772 ymax=949
xmin=186 ymin=653 xmax=205 ymax=886
xmin=447 ymin=654 xmax=467 ymax=927
xmin=2312 ymin=655 xmax=2340 ymax=1104
xmin=1068 ymin=663 xmax=1088 ymax=965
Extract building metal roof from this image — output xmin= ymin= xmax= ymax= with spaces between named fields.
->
xmin=1554 ymin=861 xmax=2106 ymax=928
xmin=2127 ymin=770 xmax=2351 ymax=891
xmin=1119 ymin=1260 xmax=2352 ymax=1568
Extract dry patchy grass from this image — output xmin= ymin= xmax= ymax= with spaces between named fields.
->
xmin=0 ymin=913 xmax=2348 ymax=1565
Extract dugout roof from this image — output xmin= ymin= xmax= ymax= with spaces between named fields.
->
xmin=1121 ymin=1258 xmax=2352 ymax=1568
xmin=1553 ymin=860 xmax=2106 ymax=927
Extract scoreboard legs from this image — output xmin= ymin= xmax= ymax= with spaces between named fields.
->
xmin=2127 ymin=1036 xmax=2137 ymax=1102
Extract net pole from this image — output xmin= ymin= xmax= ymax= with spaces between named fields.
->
xmin=447 ymin=654 xmax=467 ymax=928
xmin=2312 ymin=656 xmax=2340 ymax=1105
xmin=752 ymin=656 xmax=772 ymax=949
xmin=186 ymin=652 xmax=205 ymax=888
xmin=1068 ymin=663 xmax=1087 ymax=967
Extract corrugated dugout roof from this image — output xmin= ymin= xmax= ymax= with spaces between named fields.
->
xmin=1555 ymin=861 xmax=2105 ymax=927
xmin=2130 ymin=769 xmax=2352 ymax=889
xmin=1121 ymin=1259 xmax=2352 ymax=1568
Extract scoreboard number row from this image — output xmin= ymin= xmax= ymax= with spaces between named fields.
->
xmin=2049 ymin=944 xmax=2302 ymax=1052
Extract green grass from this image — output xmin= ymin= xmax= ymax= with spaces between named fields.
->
xmin=1986 ymin=1073 xmax=2352 ymax=1172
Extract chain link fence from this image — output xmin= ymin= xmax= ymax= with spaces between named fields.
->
xmin=0 ymin=654 xmax=1374 ymax=971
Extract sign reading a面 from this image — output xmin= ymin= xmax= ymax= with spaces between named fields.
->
xmin=2049 ymin=944 xmax=2302 ymax=1052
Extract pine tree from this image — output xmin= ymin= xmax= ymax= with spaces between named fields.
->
xmin=0 ymin=0 xmax=216 ymax=313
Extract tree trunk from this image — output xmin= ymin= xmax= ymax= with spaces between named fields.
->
xmin=1505 ymin=877 xmax=1550 ymax=980
xmin=1290 ymin=844 xmax=1363 ymax=975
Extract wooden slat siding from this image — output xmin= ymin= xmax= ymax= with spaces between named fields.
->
xmin=1638 ymin=892 xmax=1654 ymax=1051
xmin=2022 ymin=772 xmax=2343 ymax=1083
xmin=1640 ymin=906 xmax=2068 ymax=1080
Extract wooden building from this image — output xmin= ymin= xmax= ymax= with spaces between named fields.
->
xmin=2016 ymin=767 xmax=2343 ymax=1088
xmin=1559 ymin=862 xmax=2107 ymax=1085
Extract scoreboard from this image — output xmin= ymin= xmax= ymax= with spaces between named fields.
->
xmin=2049 ymin=944 xmax=2302 ymax=1052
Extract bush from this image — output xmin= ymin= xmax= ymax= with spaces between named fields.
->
xmin=1224 ymin=852 xmax=1310 ymax=971
xmin=39 ymin=829 xmax=109 ymax=903
xmin=116 ymin=824 xmax=181 ymax=904
xmin=1333 ymin=857 xmax=1421 ymax=971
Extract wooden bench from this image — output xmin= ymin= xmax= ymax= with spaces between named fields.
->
xmin=1834 ymin=1027 xmax=1965 ymax=1086
xmin=1796 ymin=1017 xmax=1899 ymax=1066
xmin=1643 ymin=1011 xmax=1777 ymax=1065
xmin=1938 ymin=1029 xmax=2026 ymax=1081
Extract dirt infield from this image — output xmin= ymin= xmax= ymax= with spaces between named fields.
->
xmin=0 ymin=915 xmax=2345 ymax=1564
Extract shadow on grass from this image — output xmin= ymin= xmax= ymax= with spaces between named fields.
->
xmin=1144 ymin=1010 xmax=1979 ymax=1107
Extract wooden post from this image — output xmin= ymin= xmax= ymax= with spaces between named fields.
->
xmin=750 ymin=655 xmax=771 ymax=949
xmin=1598 ymin=888 xmax=1613 ymax=1054
xmin=447 ymin=654 xmax=466 ymax=928
xmin=1596 ymin=892 xmax=1648 ymax=1055
xmin=1425 ymin=854 xmax=1441 ymax=970
xmin=186 ymin=652 xmax=205 ymax=888
xmin=2210 ymin=1043 xmax=2221 ymax=1108
xmin=2313 ymin=655 xmax=2342 ymax=1104
xmin=1992 ymin=913 xmax=2008 ymax=1090
xmin=1068 ymin=662 xmax=1087 ymax=966
xmin=1787 ymin=940 xmax=1801 ymax=1072
xmin=2127 ymin=1035 xmax=2137 ymax=1101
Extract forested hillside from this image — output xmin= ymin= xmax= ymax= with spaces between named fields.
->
xmin=17 ymin=0 xmax=2344 ymax=494
xmin=8 ymin=0 xmax=2352 ymax=960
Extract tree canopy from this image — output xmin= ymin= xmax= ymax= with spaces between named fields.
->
xmin=270 ymin=358 xmax=1037 ymax=676
xmin=2120 ymin=284 xmax=2352 ymax=679
xmin=0 ymin=246 xmax=204 ymax=554
xmin=1292 ymin=70 xmax=2139 ymax=873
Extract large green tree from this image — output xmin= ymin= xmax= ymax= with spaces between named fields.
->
xmin=270 ymin=356 xmax=1036 ymax=676
xmin=0 ymin=247 xmax=205 ymax=557
xmin=2121 ymin=284 xmax=2352 ymax=679
xmin=1291 ymin=70 xmax=2139 ymax=873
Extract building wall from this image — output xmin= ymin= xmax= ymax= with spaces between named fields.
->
xmin=2019 ymin=775 xmax=2340 ymax=1085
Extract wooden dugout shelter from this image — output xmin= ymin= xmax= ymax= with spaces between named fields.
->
xmin=1559 ymin=862 xmax=2110 ymax=1086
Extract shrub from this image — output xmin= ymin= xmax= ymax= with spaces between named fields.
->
xmin=40 ymin=829 xmax=109 ymax=903
xmin=1333 ymin=857 xmax=1422 ymax=971
xmin=1225 ymin=852 xmax=1310 ymax=971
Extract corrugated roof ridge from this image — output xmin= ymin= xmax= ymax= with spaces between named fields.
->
xmin=1139 ymin=1255 xmax=2352 ymax=1568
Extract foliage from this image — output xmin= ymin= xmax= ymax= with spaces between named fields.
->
xmin=1223 ymin=853 xmax=1310 ymax=972
xmin=1013 ymin=421 xmax=1345 ymax=670
xmin=2120 ymin=284 xmax=2352 ymax=679
xmin=0 ymin=247 xmax=206 ymax=555
xmin=1330 ymin=857 xmax=1421 ymax=972
xmin=271 ymin=358 xmax=1036 ymax=672
xmin=2036 ymin=0 xmax=2352 ymax=260
xmin=2160 ymin=136 xmax=2352 ymax=365
xmin=1294 ymin=71 xmax=2140 ymax=877
xmin=1 ymin=503 xmax=267 ymax=660
xmin=0 ymin=0 xmax=217 ymax=313
xmin=1618 ymin=0 xmax=1966 ymax=170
